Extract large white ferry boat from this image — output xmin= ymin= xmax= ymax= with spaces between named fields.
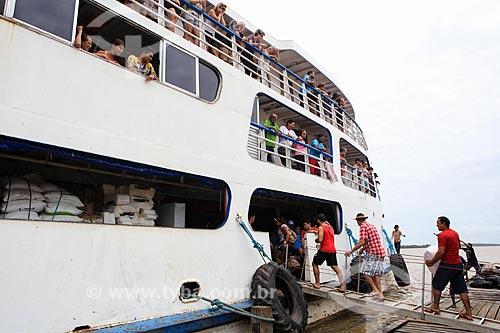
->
xmin=0 ymin=0 xmax=389 ymax=332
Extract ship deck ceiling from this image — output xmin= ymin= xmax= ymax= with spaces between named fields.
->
xmin=221 ymin=3 xmax=355 ymax=118
xmin=0 ymin=148 xmax=224 ymax=202
xmin=258 ymin=95 xmax=330 ymax=139
xmin=277 ymin=49 xmax=354 ymax=117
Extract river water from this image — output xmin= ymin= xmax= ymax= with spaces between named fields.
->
xmin=305 ymin=245 xmax=500 ymax=332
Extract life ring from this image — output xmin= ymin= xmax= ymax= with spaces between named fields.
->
xmin=251 ymin=263 xmax=308 ymax=332
xmin=390 ymin=254 xmax=411 ymax=287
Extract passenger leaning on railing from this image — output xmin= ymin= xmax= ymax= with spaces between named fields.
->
xmin=206 ymin=3 xmax=227 ymax=58
xmin=309 ymin=134 xmax=327 ymax=176
xmin=332 ymin=92 xmax=346 ymax=131
xmin=219 ymin=20 xmax=247 ymax=66
xmin=164 ymin=0 xmax=182 ymax=32
xmin=126 ymin=47 xmax=159 ymax=81
xmin=181 ymin=0 xmax=206 ymax=46
xmin=263 ymin=113 xmax=281 ymax=163
xmin=339 ymin=147 xmax=347 ymax=177
xmin=292 ymin=129 xmax=308 ymax=172
xmin=278 ymin=120 xmax=298 ymax=166
xmin=300 ymin=71 xmax=317 ymax=109
xmin=242 ymin=29 xmax=266 ymax=79
xmin=95 ymin=39 xmax=125 ymax=66
xmin=73 ymin=26 xmax=93 ymax=52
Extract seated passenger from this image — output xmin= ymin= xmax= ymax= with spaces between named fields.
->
xmin=126 ymin=48 xmax=158 ymax=81
xmin=309 ymin=134 xmax=327 ymax=176
xmin=292 ymin=129 xmax=307 ymax=171
xmin=95 ymin=39 xmax=125 ymax=66
xmin=73 ymin=26 xmax=93 ymax=52
xmin=181 ymin=0 xmax=205 ymax=46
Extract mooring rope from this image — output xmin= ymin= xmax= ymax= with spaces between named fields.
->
xmin=237 ymin=214 xmax=273 ymax=263
xmin=188 ymin=295 xmax=275 ymax=322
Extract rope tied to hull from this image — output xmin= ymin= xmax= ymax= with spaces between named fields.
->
xmin=186 ymin=295 xmax=275 ymax=322
xmin=381 ymin=227 xmax=395 ymax=255
xmin=237 ymin=214 xmax=273 ymax=263
xmin=345 ymin=223 xmax=358 ymax=257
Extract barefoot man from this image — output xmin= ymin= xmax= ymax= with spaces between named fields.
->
xmin=311 ymin=214 xmax=345 ymax=290
xmin=345 ymin=213 xmax=386 ymax=301
xmin=424 ymin=216 xmax=473 ymax=320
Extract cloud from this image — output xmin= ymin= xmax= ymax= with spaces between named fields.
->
xmin=226 ymin=0 xmax=500 ymax=243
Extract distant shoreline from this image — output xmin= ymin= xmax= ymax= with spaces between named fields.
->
xmin=402 ymin=243 xmax=500 ymax=249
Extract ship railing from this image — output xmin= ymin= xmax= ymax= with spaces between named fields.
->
xmin=118 ymin=0 xmax=368 ymax=150
xmin=340 ymin=160 xmax=377 ymax=197
xmin=249 ymin=122 xmax=334 ymax=179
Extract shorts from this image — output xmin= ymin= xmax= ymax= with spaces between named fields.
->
xmin=360 ymin=253 xmax=385 ymax=276
xmin=313 ymin=251 xmax=338 ymax=266
xmin=165 ymin=2 xmax=181 ymax=15
xmin=432 ymin=262 xmax=468 ymax=294
xmin=181 ymin=10 xmax=199 ymax=26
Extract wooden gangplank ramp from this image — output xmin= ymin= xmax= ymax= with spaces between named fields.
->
xmin=299 ymin=282 xmax=500 ymax=333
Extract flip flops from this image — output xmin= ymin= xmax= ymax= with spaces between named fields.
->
xmin=424 ymin=307 xmax=441 ymax=315
xmin=309 ymin=283 xmax=321 ymax=289
xmin=458 ymin=312 xmax=473 ymax=321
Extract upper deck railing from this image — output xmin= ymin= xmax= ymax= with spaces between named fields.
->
xmin=248 ymin=122 xmax=377 ymax=197
xmin=122 ymin=0 xmax=368 ymax=150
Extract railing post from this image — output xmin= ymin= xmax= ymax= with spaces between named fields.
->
xmin=282 ymin=69 xmax=288 ymax=98
xmin=357 ymin=255 xmax=361 ymax=292
xmin=157 ymin=0 xmax=165 ymax=27
xmin=344 ymin=254 xmax=348 ymax=299
xmin=421 ymin=263 xmax=426 ymax=320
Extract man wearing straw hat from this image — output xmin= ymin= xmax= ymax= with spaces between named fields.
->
xmin=345 ymin=213 xmax=386 ymax=301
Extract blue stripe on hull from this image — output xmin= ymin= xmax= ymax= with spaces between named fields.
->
xmin=90 ymin=300 xmax=253 ymax=333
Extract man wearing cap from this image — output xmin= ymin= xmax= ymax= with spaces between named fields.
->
xmin=345 ymin=213 xmax=386 ymax=301
xmin=311 ymin=214 xmax=345 ymax=290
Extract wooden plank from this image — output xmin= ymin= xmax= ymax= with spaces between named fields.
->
xmin=391 ymin=320 xmax=474 ymax=333
xmin=488 ymin=303 xmax=500 ymax=320
xmin=381 ymin=319 xmax=407 ymax=332
xmin=477 ymin=301 xmax=494 ymax=319
xmin=472 ymin=300 xmax=488 ymax=316
xmin=251 ymin=306 xmax=273 ymax=333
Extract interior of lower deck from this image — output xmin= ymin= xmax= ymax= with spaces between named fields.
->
xmin=0 ymin=136 xmax=228 ymax=229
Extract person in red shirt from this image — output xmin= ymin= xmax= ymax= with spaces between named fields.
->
xmin=425 ymin=216 xmax=473 ymax=320
xmin=345 ymin=213 xmax=386 ymax=301
xmin=311 ymin=214 xmax=344 ymax=291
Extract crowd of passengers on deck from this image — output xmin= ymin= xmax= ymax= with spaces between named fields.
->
xmin=73 ymin=2 xmax=268 ymax=79
xmin=262 ymin=113 xmax=379 ymax=196
xmin=73 ymin=0 xmax=346 ymax=115
xmin=74 ymin=25 xmax=158 ymax=81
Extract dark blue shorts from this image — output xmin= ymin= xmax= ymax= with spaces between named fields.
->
xmin=313 ymin=251 xmax=338 ymax=266
xmin=432 ymin=262 xmax=467 ymax=294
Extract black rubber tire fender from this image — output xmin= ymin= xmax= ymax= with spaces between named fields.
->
xmin=251 ymin=263 xmax=308 ymax=332
xmin=390 ymin=254 xmax=411 ymax=287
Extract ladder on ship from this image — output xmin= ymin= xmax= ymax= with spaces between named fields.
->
xmin=299 ymin=282 xmax=500 ymax=333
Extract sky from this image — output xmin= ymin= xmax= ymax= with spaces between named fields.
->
xmin=224 ymin=0 xmax=500 ymax=245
